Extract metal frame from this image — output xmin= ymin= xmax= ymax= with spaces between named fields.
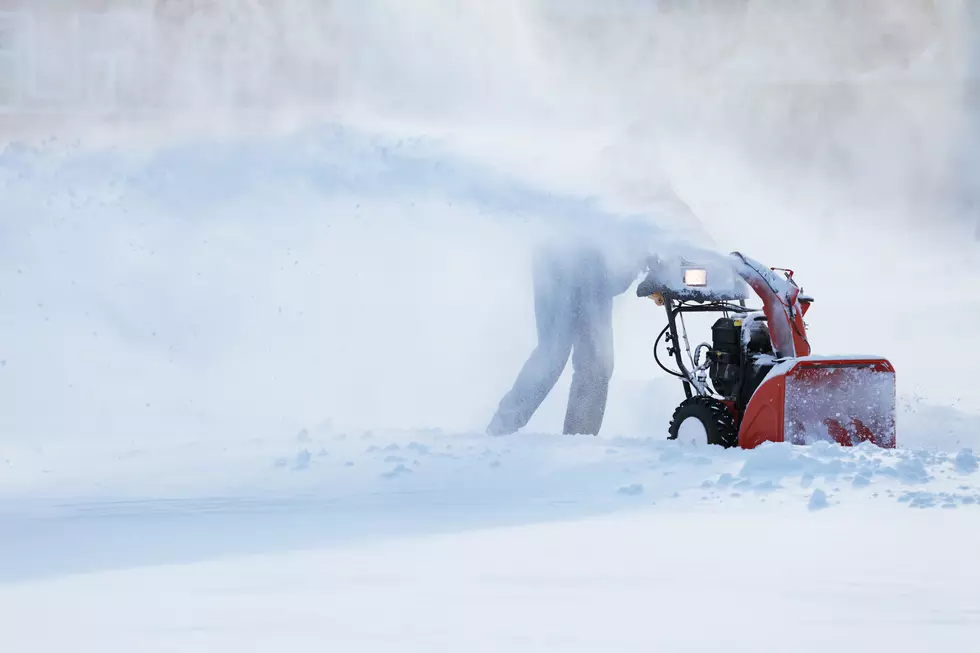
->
xmin=659 ymin=293 xmax=755 ymax=401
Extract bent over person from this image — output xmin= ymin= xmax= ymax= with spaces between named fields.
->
xmin=486 ymin=221 xmax=655 ymax=436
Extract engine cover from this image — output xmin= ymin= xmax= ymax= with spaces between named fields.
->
xmin=709 ymin=317 xmax=742 ymax=398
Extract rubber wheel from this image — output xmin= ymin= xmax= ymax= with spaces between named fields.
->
xmin=668 ymin=396 xmax=739 ymax=448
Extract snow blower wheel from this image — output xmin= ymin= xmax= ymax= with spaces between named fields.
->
xmin=668 ymin=396 xmax=738 ymax=448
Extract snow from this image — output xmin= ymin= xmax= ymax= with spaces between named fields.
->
xmin=3 ymin=427 xmax=979 ymax=575
xmin=3 ymin=145 xmax=979 ymax=647
xmin=956 ymin=449 xmax=979 ymax=474
xmin=808 ymin=487 xmax=829 ymax=510
xmin=3 ymin=2 xmax=980 ymax=651
xmin=2 ymin=504 xmax=978 ymax=653
xmin=2 ymin=428 xmax=979 ymax=651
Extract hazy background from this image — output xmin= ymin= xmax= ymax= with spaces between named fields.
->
xmin=2 ymin=0 xmax=980 ymax=445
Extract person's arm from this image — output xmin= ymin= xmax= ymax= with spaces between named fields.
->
xmin=606 ymin=255 xmax=650 ymax=296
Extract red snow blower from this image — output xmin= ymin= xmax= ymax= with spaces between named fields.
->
xmin=637 ymin=251 xmax=896 ymax=449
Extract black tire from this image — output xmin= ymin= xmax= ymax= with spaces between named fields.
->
xmin=668 ymin=396 xmax=739 ymax=448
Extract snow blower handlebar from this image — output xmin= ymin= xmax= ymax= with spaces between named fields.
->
xmin=637 ymin=250 xmax=812 ymax=396
xmin=638 ymin=251 xmax=811 ymax=356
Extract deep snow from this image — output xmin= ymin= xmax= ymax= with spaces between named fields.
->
xmin=2 ymin=425 xmax=979 ymax=651
xmin=3 ymin=505 xmax=979 ymax=652
xmin=4 ymin=2 xmax=980 ymax=650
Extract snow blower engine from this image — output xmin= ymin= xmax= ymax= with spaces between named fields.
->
xmin=637 ymin=251 xmax=896 ymax=449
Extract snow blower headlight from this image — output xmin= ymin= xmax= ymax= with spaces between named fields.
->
xmin=683 ymin=268 xmax=707 ymax=287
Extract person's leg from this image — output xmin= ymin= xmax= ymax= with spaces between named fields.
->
xmin=487 ymin=250 xmax=576 ymax=435
xmin=563 ymin=254 xmax=616 ymax=436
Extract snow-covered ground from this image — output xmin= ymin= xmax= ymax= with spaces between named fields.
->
xmin=2 ymin=424 xmax=979 ymax=651
xmin=4 ymin=3 xmax=980 ymax=651
xmin=5 ymin=506 xmax=980 ymax=652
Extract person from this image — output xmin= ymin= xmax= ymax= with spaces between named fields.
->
xmin=486 ymin=144 xmax=708 ymax=437
xmin=485 ymin=218 xmax=661 ymax=437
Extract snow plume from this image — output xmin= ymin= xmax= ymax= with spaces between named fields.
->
xmin=5 ymin=1 xmax=975 ymax=224
xmin=0 ymin=1 xmax=713 ymax=445
xmin=2 ymin=1 xmax=980 ymax=447
xmin=0 ymin=122 xmax=729 ymax=444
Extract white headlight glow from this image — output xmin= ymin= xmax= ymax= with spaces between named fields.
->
xmin=684 ymin=268 xmax=707 ymax=286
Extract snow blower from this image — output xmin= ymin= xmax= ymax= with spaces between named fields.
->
xmin=637 ymin=251 xmax=896 ymax=449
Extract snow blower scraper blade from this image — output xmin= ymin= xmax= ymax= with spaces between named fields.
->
xmin=739 ymin=357 xmax=897 ymax=449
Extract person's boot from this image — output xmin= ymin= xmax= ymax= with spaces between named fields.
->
xmin=486 ymin=412 xmax=516 ymax=436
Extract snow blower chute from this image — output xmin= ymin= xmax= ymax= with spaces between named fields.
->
xmin=637 ymin=251 xmax=896 ymax=449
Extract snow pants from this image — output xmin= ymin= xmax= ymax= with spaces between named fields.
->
xmin=488 ymin=245 xmax=616 ymax=436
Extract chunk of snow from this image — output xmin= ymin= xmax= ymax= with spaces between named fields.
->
xmin=892 ymin=458 xmax=930 ymax=484
xmin=955 ymin=449 xmax=978 ymax=474
xmin=293 ymin=449 xmax=311 ymax=471
xmin=808 ymin=489 xmax=829 ymax=511
xmin=382 ymin=464 xmax=412 ymax=479
xmin=618 ymin=483 xmax=644 ymax=496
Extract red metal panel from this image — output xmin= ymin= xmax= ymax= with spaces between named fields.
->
xmin=738 ymin=375 xmax=786 ymax=449
xmin=738 ymin=357 xmax=897 ymax=449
